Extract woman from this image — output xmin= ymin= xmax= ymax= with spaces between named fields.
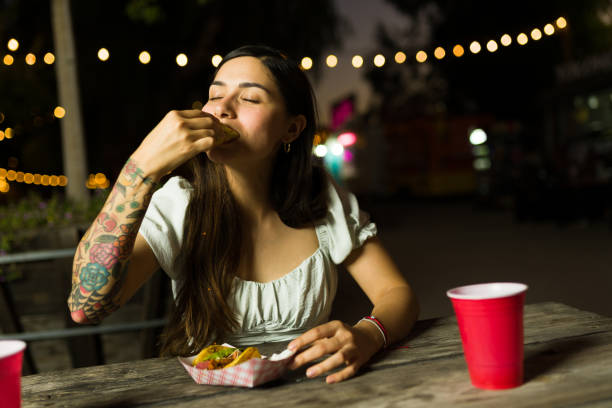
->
xmin=69 ymin=45 xmax=418 ymax=384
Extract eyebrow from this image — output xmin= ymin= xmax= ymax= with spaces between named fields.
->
xmin=210 ymin=80 xmax=271 ymax=94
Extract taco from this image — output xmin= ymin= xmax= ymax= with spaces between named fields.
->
xmin=192 ymin=345 xmax=261 ymax=370
xmin=217 ymin=124 xmax=240 ymax=145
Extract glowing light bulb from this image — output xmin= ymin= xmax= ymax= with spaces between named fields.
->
xmin=531 ymin=28 xmax=542 ymax=41
xmin=373 ymin=54 xmax=385 ymax=67
xmin=300 ymin=57 xmax=313 ymax=70
xmin=3 ymin=55 xmax=14 ymax=66
xmin=25 ymin=53 xmax=36 ymax=65
xmin=394 ymin=51 xmax=406 ymax=64
xmin=98 ymin=48 xmax=110 ymax=61
xmin=434 ymin=47 xmax=446 ymax=59
xmin=543 ymin=24 xmax=555 ymax=36
xmin=415 ymin=50 xmax=427 ymax=63
xmin=469 ymin=128 xmax=487 ymax=145
xmin=469 ymin=41 xmax=481 ymax=54
xmin=352 ymin=55 xmax=363 ymax=68
xmin=176 ymin=53 xmax=188 ymax=67
xmin=453 ymin=45 xmax=464 ymax=57
xmin=7 ymin=38 xmax=19 ymax=51
xmin=486 ymin=40 xmax=498 ymax=52
xmin=139 ymin=51 xmax=151 ymax=64
xmin=500 ymin=34 xmax=512 ymax=46
xmin=44 ymin=52 xmax=55 ymax=64
xmin=211 ymin=54 xmax=222 ymax=67
xmin=54 ymin=106 xmax=66 ymax=118
xmin=314 ymin=144 xmax=328 ymax=158
xmin=326 ymin=55 xmax=338 ymax=67
xmin=556 ymin=17 xmax=567 ymax=29
xmin=517 ymin=33 xmax=528 ymax=45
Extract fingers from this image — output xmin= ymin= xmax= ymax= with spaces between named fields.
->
xmin=289 ymin=321 xmax=342 ymax=353
xmin=176 ymin=109 xmax=212 ymax=119
xmin=304 ymin=345 xmax=358 ymax=379
xmin=290 ymin=337 xmax=341 ymax=369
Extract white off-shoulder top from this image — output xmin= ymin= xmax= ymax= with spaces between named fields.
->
xmin=139 ymin=172 xmax=377 ymax=346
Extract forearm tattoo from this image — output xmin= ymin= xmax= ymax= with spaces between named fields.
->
xmin=68 ymin=159 xmax=157 ymax=323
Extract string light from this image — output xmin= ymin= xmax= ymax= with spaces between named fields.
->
xmin=54 ymin=106 xmax=66 ymax=118
xmin=453 ymin=44 xmax=465 ymax=57
xmin=373 ymin=54 xmax=385 ymax=67
xmin=394 ymin=51 xmax=406 ymax=64
xmin=500 ymin=34 xmax=512 ymax=46
xmin=326 ymin=54 xmax=338 ymax=67
xmin=543 ymin=24 xmax=555 ymax=35
xmin=0 ymin=16 xmax=568 ymax=76
xmin=7 ymin=38 xmax=18 ymax=51
xmin=25 ymin=53 xmax=36 ymax=65
xmin=176 ymin=53 xmax=188 ymax=67
xmin=531 ymin=28 xmax=543 ymax=41
xmin=486 ymin=40 xmax=498 ymax=52
xmin=211 ymin=54 xmax=222 ymax=67
xmin=44 ymin=52 xmax=55 ymax=64
xmin=470 ymin=41 xmax=482 ymax=54
xmin=556 ymin=17 xmax=567 ymax=29
xmin=138 ymin=51 xmax=151 ymax=64
xmin=300 ymin=57 xmax=313 ymax=70
xmin=98 ymin=48 xmax=110 ymax=61
xmin=416 ymin=50 xmax=427 ymax=63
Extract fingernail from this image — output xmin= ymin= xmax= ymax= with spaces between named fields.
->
xmin=306 ymin=368 xmax=317 ymax=377
xmin=288 ymin=343 xmax=296 ymax=352
xmin=326 ymin=376 xmax=336 ymax=384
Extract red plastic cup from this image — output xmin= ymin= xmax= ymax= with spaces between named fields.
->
xmin=0 ymin=340 xmax=26 ymax=408
xmin=447 ymin=282 xmax=528 ymax=390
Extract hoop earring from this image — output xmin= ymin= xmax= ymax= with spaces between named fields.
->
xmin=284 ymin=142 xmax=291 ymax=153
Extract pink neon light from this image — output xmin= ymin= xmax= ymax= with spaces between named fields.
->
xmin=338 ymin=132 xmax=357 ymax=147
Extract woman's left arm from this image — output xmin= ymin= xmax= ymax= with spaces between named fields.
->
xmin=288 ymin=237 xmax=419 ymax=383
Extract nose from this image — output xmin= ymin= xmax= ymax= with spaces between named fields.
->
xmin=210 ymin=97 xmax=235 ymax=119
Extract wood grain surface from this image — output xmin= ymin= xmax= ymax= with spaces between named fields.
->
xmin=21 ymin=302 xmax=612 ymax=407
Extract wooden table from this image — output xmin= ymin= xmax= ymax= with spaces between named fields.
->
xmin=21 ymin=302 xmax=612 ymax=407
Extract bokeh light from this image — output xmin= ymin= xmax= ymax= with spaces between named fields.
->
xmin=543 ymin=24 xmax=555 ymax=36
xmin=434 ymin=47 xmax=446 ymax=59
xmin=394 ymin=51 xmax=406 ymax=64
xmin=326 ymin=54 xmax=338 ymax=67
xmin=486 ymin=40 xmax=498 ymax=52
xmin=7 ymin=38 xmax=19 ymax=51
xmin=531 ymin=28 xmax=542 ymax=41
xmin=54 ymin=106 xmax=66 ymax=118
xmin=301 ymin=57 xmax=313 ymax=70
xmin=453 ymin=44 xmax=464 ymax=57
xmin=373 ymin=54 xmax=385 ymax=67
xmin=44 ymin=52 xmax=55 ymax=64
xmin=351 ymin=55 xmax=363 ymax=68
xmin=3 ymin=54 xmax=14 ymax=66
xmin=139 ymin=51 xmax=151 ymax=64
xmin=25 ymin=53 xmax=36 ymax=65
xmin=415 ymin=50 xmax=427 ymax=63
xmin=211 ymin=54 xmax=223 ymax=67
xmin=98 ymin=48 xmax=110 ymax=61
xmin=469 ymin=41 xmax=481 ymax=54
xmin=517 ymin=33 xmax=529 ymax=45
xmin=500 ymin=34 xmax=512 ymax=46
xmin=556 ymin=17 xmax=567 ymax=29
xmin=176 ymin=53 xmax=188 ymax=67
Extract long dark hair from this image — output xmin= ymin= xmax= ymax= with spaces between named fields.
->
xmin=160 ymin=45 xmax=328 ymax=356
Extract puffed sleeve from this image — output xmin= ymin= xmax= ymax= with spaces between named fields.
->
xmin=138 ymin=176 xmax=192 ymax=279
xmin=322 ymin=173 xmax=378 ymax=264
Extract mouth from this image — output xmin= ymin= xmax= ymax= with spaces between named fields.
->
xmin=217 ymin=124 xmax=240 ymax=145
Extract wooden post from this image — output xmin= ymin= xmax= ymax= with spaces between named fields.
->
xmin=51 ymin=0 xmax=89 ymax=203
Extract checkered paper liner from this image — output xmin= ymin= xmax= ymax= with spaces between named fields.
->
xmin=178 ymin=344 xmax=295 ymax=388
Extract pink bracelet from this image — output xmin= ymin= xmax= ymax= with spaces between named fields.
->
xmin=359 ymin=315 xmax=388 ymax=348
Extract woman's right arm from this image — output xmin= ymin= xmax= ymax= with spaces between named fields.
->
xmin=68 ymin=109 xmax=221 ymax=324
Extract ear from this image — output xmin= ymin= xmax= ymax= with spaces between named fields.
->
xmin=282 ymin=114 xmax=307 ymax=144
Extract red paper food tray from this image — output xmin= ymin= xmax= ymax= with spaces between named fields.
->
xmin=178 ymin=345 xmax=295 ymax=388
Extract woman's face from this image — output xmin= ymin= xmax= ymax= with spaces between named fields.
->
xmin=202 ymin=56 xmax=291 ymax=166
